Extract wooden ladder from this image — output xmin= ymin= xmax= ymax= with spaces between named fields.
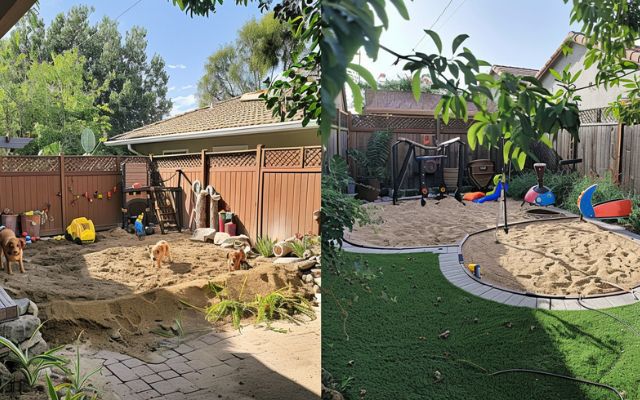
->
xmin=150 ymin=188 xmax=181 ymax=234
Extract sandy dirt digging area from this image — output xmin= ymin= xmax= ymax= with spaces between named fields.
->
xmin=463 ymin=220 xmax=640 ymax=296
xmin=345 ymin=197 xmax=566 ymax=247
xmin=1 ymin=229 xmax=311 ymax=357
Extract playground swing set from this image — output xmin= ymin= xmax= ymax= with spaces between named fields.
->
xmin=391 ymin=137 xmax=466 ymax=206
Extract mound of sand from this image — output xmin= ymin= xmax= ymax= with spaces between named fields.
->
xmin=346 ymin=197 xmax=564 ymax=247
xmin=2 ymin=229 xmax=310 ymax=356
xmin=462 ymin=220 xmax=640 ymax=296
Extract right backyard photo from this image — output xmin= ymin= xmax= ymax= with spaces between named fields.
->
xmin=321 ymin=1 xmax=640 ymax=399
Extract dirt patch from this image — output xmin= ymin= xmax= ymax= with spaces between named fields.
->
xmin=462 ymin=220 xmax=640 ymax=296
xmin=346 ymin=197 xmax=565 ymax=247
xmin=1 ymin=229 xmax=309 ymax=357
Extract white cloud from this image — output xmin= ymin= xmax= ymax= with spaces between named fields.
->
xmin=167 ymin=64 xmax=187 ymax=69
xmin=168 ymin=86 xmax=176 ymax=92
xmin=169 ymin=94 xmax=197 ymax=116
xmin=181 ymin=84 xmax=194 ymax=90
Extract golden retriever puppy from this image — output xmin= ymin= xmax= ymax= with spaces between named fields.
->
xmin=227 ymin=249 xmax=246 ymax=272
xmin=0 ymin=228 xmax=25 ymax=274
xmin=149 ymin=240 xmax=172 ymax=268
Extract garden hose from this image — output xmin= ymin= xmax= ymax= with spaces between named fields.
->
xmin=437 ymin=355 xmax=624 ymax=399
xmin=578 ymin=296 xmax=640 ymax=337
xmin=490 ymin=369 xmax=624 ymax=400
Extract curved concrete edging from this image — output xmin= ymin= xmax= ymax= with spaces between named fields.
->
xmin=342 ymin=214 xmax=640 ymax=310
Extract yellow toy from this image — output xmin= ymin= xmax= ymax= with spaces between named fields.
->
xmin=65 ymin=217 xmax=96 ymax=244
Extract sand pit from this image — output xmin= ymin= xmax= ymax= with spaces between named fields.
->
xmin=2 ymin=229 xmax=310 ymax=357
xmin=346 ymin=197 xmax=565 ymax=247
xmin=462 ymin=220 xmax=640 ymax=296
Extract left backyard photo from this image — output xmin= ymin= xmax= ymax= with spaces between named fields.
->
xmin=0 ymin=1 xmax=320 ymax=399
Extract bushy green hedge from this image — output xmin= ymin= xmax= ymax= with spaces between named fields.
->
xmin=507 ymin=171 xmax=578 ymax=206
xmin=507 ymin=172 xmax=640 ymax=232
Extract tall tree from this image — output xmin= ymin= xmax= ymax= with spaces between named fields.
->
xmin=6 ymin=5 xmax=172 ymax=150
xmin=196 ymin=11 xmax=302 ymax=106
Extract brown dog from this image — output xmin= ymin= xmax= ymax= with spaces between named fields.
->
xmin=149 ymin=240 xmax=171 ymax=268
xmin=227 ymin=249 xmax=246 ymax=271
xmin=0 ymin=228 xmax=25 ymax=274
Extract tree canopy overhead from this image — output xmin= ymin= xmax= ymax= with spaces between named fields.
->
xmin=196 ymin=11 xmax=303 ymax=106
xmin=1 ymin=5 xmax=172 ymax=154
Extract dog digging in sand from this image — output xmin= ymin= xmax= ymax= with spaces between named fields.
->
xmin=227 ymin=249 xmax=247 ymax=271
xmin=149 ymin=240 xmax=172 ymax=268
xmin=0 ymin=227 xmax=26 ymax=274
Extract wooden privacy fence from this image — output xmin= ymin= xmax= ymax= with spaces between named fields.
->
xmin=554 ymin=110 xmax=640 ymax=193
xmin=152 ymin=145 xmax=322 ymax=241
xmin=0 ymin=155 xmax=147 ymax=236
xmin=348 ymin=114 xmax=499 ymax=192
xmin=0 ymin=145 xmax=321 ymax=241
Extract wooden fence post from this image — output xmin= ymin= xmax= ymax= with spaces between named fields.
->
xmin=201 ymin=149 xmax=209 ymax=225
xmin=255 ymin=145 xmax=265 ymax=239
xmin=59 ymin=155 xmax=66 ymax=233
xmin=615 ymin=122 xmax=625 ymax=185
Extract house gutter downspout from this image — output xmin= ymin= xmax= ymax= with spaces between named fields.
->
xmin=127 ymin=144 xmax=144 ymax=156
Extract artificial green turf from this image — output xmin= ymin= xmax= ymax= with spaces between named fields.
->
xmin=322 ymin=252 xmax=640 ymax=400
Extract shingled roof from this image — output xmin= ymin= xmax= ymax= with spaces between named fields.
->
xmin=490 ymin=65 xmax=539 ymax=77
xmin=107 ymin=92 xmax=312 ymax=145
xmin=363 ymin=89 xmax=479 ymax=116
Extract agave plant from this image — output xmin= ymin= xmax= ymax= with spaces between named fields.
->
xmin=56 ymin=338 xmax=101 ymax=400
xmin=0 ymin=324 xmax=68 ymax=388
xmin=254 ymin=236 xmax=276 ymax=257
xmin=290 ymin=237 xmax=309 ymax=258
xmin=253 ymin=286 xmax=316 ymax=327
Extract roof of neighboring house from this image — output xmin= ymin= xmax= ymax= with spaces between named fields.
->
xmin=363 ymin=89 xmax=479 ymax=116
xmin=537 ymin=31 xmax=640 ymax=80
xmin=107 ymin=91 xmax=315 ymax=145
xmin=0 ymin=1 xmax=36 ymax=39
xmin=490 ymin=65 xmax=539 ymax=77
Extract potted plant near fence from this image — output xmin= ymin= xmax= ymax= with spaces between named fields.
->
xmin=348 ymin=130 xmax=392 ymax=202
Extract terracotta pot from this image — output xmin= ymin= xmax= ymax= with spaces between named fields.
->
xmin=356 ymin=178 xmax=380 ymax=202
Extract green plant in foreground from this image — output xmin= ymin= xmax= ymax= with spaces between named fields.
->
xmin=290 ymin=237 xmax=309 ymax=258
xmin=0 ymin=324 xmax=67 ymax=389
xmin=202 ymin=278 xmax=316 ymax=332
xmin=56 ymin=337 xmax=100 ymax=400
xmin=253 ymin=287 xmax=316 ymax=327
xmin=255 ymin=236 xmax=276 ymax=257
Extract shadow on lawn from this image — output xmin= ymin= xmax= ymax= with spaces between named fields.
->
xmin=321 ymin=251 xmax=634 ymax=400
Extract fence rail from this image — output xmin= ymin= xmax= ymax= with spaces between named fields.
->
xmin=0 ymin=146 xmax=321 ymax=240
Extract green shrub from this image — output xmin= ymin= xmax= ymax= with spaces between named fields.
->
xmin=255 ymin=236 xmax=276 ymax=257
xmin=506 ymin=171 xmax=537 ymax=199
xmin=561 ymin=174 xmax=640 ymax=232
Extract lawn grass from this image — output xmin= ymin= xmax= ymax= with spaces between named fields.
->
xmin=323 ymin=252 xmax=640 ymax=399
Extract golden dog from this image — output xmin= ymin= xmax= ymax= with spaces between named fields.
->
xmin=0 ymin=228 xmax=25 ymax=274
xmin=149 ymin=240 xmax=172 ymax=268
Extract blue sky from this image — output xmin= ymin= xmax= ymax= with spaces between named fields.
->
xmin=35 ymin=1 xmax=580 ymax=116
xmin=37 ymin=0 xmax=263 ymax=116
xmin=358 ymin=0 xmax=578 ymax=80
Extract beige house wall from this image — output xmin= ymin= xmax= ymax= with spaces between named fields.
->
xmin=129 ymin=128 xmax=320 ymax=155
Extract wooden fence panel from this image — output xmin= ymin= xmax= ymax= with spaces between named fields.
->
xmin=261 ymin=171 xmax=320 ymax=241
xmin=621 ymin=125 xmax=640 ymax=192
xmin=63 ymin=173 xmax=121 ymax=230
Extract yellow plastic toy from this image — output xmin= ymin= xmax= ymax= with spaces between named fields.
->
xmin=65 ymin=217 xmax=96 ymax=244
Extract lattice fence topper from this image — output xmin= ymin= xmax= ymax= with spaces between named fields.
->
xmin=209 ymin=151 xmax=257 ymax=168
xmin=264 ymin=148 xmax=302 ymax=168
xmin=579 ymin=107 xmax=617 ymax=124
xmin=350 ymin=114 xmax=472 ymax=132
xmin=153 ymin=154 xmax=201 ymax=169
xmin=0 ymin=157 xmax=60 ymax=173
xmin=65 ymin=156 xmax=119 ymax=173
xmin=303 ymin=147 xmax=322 ymax=167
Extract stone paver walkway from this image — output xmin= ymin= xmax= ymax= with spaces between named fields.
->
xmin=79 ymin=312 xmax=320 ymax=400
